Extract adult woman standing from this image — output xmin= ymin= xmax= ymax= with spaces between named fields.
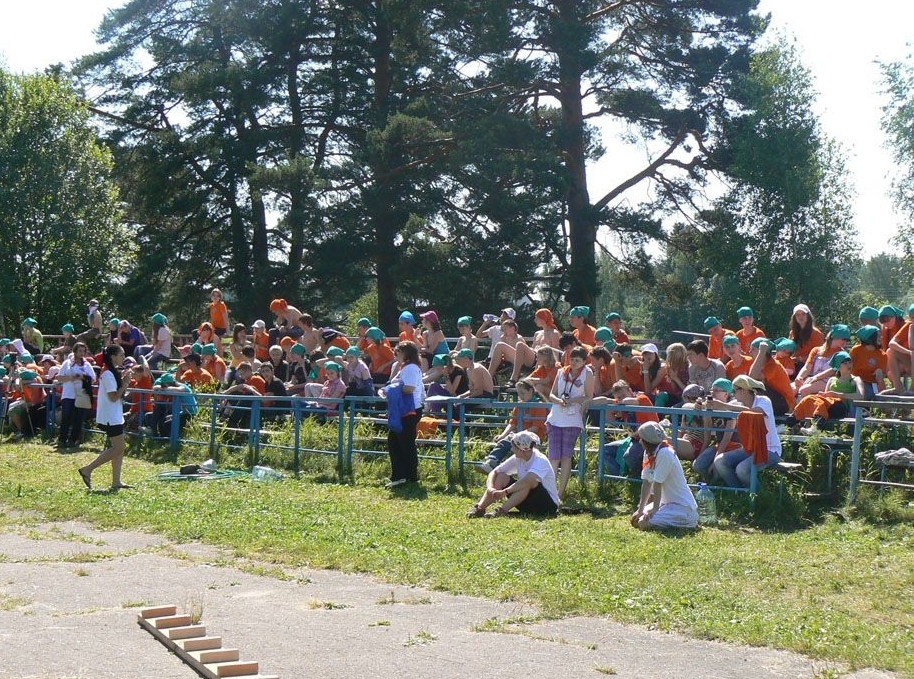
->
xmin=56 ymin=342 xmax=96 ymax=450
xmin=78 ymin=345 xmax=132 ymax=490
xmin=384 ymin=341 xmax=424 ymax=488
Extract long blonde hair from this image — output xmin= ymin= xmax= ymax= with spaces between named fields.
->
xmin=665 ymin=342 xmax=688 ymax=373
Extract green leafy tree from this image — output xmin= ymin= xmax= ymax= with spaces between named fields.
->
xmin=0 ymin=69 xmax=127 ymax=336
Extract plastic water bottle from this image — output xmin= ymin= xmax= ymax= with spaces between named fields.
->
xmin=251 ymin=465 xmax=283 ymax=481
xmin=695 ymin=482 xmax=718 ymax=525
xmin=200 ymin=459 xmax=217 ymax=472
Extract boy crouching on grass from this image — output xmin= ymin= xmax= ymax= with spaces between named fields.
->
xmin=474 ymin=378 xmax=548 ymax=473
xmin=466 ymin=431 xmax=560 ymax=519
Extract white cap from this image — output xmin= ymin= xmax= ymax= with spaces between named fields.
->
xmin=252 ymin=319 xmax=266 ymax=329
xmin=792 ymin=304 xmax=811 ymax=316
xmin=501 ymin=308 xmax=516 ymax=320
xmin=640 ymin=343 xmax=659 ymax=355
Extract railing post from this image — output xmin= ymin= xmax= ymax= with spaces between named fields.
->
xmin=249 ymin=399 xmax=261 ymax=464
xmin=849 ymin=405 xmax=865 ymax=504
xmin=169 ymin=396 xmax=181 ymax=453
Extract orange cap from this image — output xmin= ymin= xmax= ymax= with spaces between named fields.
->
xmin=270 ymin=298 xmax=288 ymax=313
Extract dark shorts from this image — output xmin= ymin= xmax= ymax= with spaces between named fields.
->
xmin=214 ymin=327 xmax=228 ymax=337
xmin=99 ymin=423 xmax=125 ymax=437
xmin=515 ymin=482 xmax=559 ymax=517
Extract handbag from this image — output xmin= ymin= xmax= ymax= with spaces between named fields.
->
xmin=74 ymin=385 xmax=93 ymax=410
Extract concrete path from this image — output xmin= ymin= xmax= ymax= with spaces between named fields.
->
xmin=0 ymin=508 xmax=898 ymax=679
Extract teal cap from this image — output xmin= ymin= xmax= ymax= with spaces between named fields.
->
xmin=722 ymin=334 xmax=740 ymax=347
xmin=594 ymin=327 xmax=612 ymax=342
xmin=19 ymin=369 xmax=38 ymax=380
xmin=327 ymin=347 xmax=344 ymax=357
xmin=201 ymin=343 xmax=217 ymax=356
xmin=457 ymin=316 xmax=472 ymax=326
xmin=456 ymin=348 xmax=475 ymax=359
xmin=290 ymin=343 xmax=306 ymax=356
xmin=151 ymin=312 xmax=167 ymax=325
xmin=324 ymin=361 xmax=342 ymax=374
xmin=570 ymin=306 xmax=590 ymax=318
xmin=345 ymin=346 xmax=361 ymax=356
xmin=357 ymin=317 xmax=372 ymax=327
xmin=191 ymin=342 xmax=204 ymax=355
xmin=774 ymin=337 xmax=797 ymax=353
xmin=711 ymin=378 xmax=733 ymax=394
xmin=830 ymin=324 xmax=851 ymax=340
xmin=855 ymin=325 xmax=879 ymax=344
xmin=604 ymin=312 xmax=621 ymax=322
xmin=61 ymin=323 xmax=75 ymax=333
xmin=704 ymin=316 xmax=721 ymax=330
xmin=829 ymin=351 xmax=852 ymax=371
xmin=155 ymin=373 xmax=176 ymax=386
xmin=109 ymin=318 xmax=120 ymax=327
xmin=858 ymin=306 xmax=879 ymax=321
xmin=20 ymin=353 xmax=34 ymax=363
xmin=366 ymin=327 xmax=385 ymax=341
xmin=737 ymin=306 xmax=753 ymax=319
xmin=22 ymin=317 xmax=37 ymax=326
xmin=750 ymin=337 xmax=776 ymax=354
xmin=432 ymin=353 xmax=448 ymax=367
xmin=398 ymin=311 xmax=415 ymax=324
xmin=878 ymin=305 xmax=896 ymax=318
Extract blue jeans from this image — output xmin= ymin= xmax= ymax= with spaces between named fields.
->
xmin=485 ymin=439 xmax=513 ymax=467
xmin=714 ymin=448 xmax=780 ymax=488
xmin=58 ymin=398 xmax=90 ymax=446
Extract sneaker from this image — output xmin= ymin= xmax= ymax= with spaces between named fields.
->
xmin=385 ymin=478 xmax=407 ymax=488
xmin=799 ymin=426 xmax=819 ymax=436
xmin=776 ymin=424 xmax=788 ymax=435
xmin=485 ymin=508 xmax=507 ymax=518
xmin=504 ymin=380 xmax=517 ymax=389
xmin=466 ymin=504 xmax=485 ymax=519
xmin=474 ymin=461 xmax=493 ymax=474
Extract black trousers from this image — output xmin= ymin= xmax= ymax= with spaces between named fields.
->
xmin=387 ymin=408 xmax=422 ymax=483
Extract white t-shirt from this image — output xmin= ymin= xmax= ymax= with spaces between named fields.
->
xmin=58 ymin=358 xmax=96 ymax=400
xmin=641 ymin=444 xmax=697 ymax=510
xmin=495 ymin=449 xmax=560 ymax=506
xmin=545 ymin=365 xmax=591 ymax=428
xmin=154 ymin=326 xmax=173 ymax=356
xmin=95 ymin=370 xmax=125 ymax=426
xmin=398 ymin=363 xmax=425 ymax=410
xmin=752 ymin=394 xmax=782 ymax=456
xmin=483 ymin=325 xmax=503 ymax=358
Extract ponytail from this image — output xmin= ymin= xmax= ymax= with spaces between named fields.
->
xmin=103 ymin=345 xmax=123 ymax=391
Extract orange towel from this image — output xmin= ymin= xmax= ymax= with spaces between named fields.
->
xmin=737 ymin=411 xmax=769 ymax=465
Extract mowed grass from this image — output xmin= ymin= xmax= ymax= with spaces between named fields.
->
xmin=1 ymin=441 xmax=912 ymax=676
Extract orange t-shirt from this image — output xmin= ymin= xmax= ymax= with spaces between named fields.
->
xmin=736 ymin=326 xmax=765 ymax=353
xmin=775 ymin=354 xmax=795 ymax=378
xmin=246 ymin=375 xmax=266 ymax=395
xmin=529 ymin=364 xmax=559 ymax=392
xmin=367 ymin=343 xmax=396 ymax=376
xmin=633 ymin=392 xmax=659 ymax=425
xmin=725 ymin=355 xmax=752 ymax=381
xmin=327 ymin=336 xmax=351 ymax=352
xmin=592 ymin=362 xmax=615 ymax=395
xmin=573 ymin=323 xmax=597 ymax=347
xmin=129 ymin=373 xmax=154 ymax=413
xmin=619 ymin=359 xmax=645 ymax=391
xmin=510 ymin=403 xmax=549 ymax=440
xmin=22 ymin=382 xmax=46 ymax=406
xmin=762 ymin=359 xmax=794 ymax=408
xmin=707 ymin=329 xmax=734 ymax=361
xmin=204 ymin=356 xmax=227 ymax=383
xmin=181 ymin=368 xmax=215 ymax=389
xmin=209 ymin=301 xmax=229 ymax=329
xmin=850 ymin=344 xmax=887 ymax=384
xmin=891 ymin=321 xmax=912 ymax=350
xmin=792 ymin=327 xmax=825 ymax=362
xmin=253 ymin=331 xmax=270 ymax=361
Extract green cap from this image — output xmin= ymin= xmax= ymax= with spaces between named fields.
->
xmin=457 ymin=316 xmax=472 ymax=326
xmin=855 ymin=326 xmax=879 ymax=343
xmin=23 ymin=317 xmax=37 ymax=326
xmin=19 ymin=369 xmax=38 ymax=380
xmin=290 ymin=343 xmax=306 ymax=356
xmin=201 ymin=343 xmax=217 ymax=356
xmin=324 ymin=361 xmax=342 ymax=374
xmin=737 ymin=306 xmax=753 ymax=319
xmin=61 ymin=323 xmax=75 ymax=333
xmin=432 ymin=353 xmax=448 ymax=367
xmin=191 ymin=342 xmax=204 ymax=355
xmin=0 ymin=338 xmax=9 ymax=346
xmin=327 ymin=347 xmax=344 ymax=357
xmin=858 ymin=306 xmax=879 ymax=321
xmin=830 ymin=324 xmax=851 ymax=340
xmin=366 ymin=327 xmax=385 ymax=341
xmin=109 ymin=318 xmax=120 ymax=327
xmin=774 ymin=337 xmax=797 ymax=353
xmin=829 ymin=351 xmax=852 ymax=371
xmin=704 ymin=316 xmax=721 ymax=330
xmin=20 ymin=353 xmax=34 ymax=363
xmin=456 ymin=348 xmax=475 ymax=359
xmin=711 ymin=377 xmax=733 ymax=394
xmin=151 ymin=312 xmax=167 ymax=325
xmin=2 ymin=354 xmax=13 ymax=364
xmin=878 ymin=305 xmax=897 ymax=319
xmin=604 ymin=312 xmax=621 ymax=322
xmin=722 ymin=334 xmax=740 ymax=347
xmin=0 ymin=367 xmax=6 ymax=377
xmin=345 ymin=346 xmax=361 ymax=356
xmin=155 ymin=373 xmax=176 ymax=386
xmin=750 ymin=337 xmax=775 ymax=354
xmin=570 ymin=306 xmax=590 ymax=318
xmin=594 ymin=327 xmax=612 ymax=342
xmin=357 ymin=317 xmax=372 ymax=327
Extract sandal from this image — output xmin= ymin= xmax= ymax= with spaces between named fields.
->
xmin=111 ymin=483 xmax=134 ymax=491
xmin=78 ymin=468 xmax=92 ymax=490
xmin=484 ymin=507 xmax=509 ymax=519
xmin=466 ymin=504 xmax=486 ymax=519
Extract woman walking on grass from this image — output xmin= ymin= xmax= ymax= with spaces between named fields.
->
xmin=78 ymin=345 xmax=133 ymax=491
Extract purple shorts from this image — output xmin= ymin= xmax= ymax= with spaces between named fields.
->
xmin=547 ymin=423 xmax=581 ymax=461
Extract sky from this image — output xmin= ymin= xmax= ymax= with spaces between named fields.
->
xmin=0 ymin=0 xmax=910 ymax=258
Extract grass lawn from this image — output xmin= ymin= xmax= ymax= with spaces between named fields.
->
xmin=1 ymin=439 xmax=912 ymax=677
